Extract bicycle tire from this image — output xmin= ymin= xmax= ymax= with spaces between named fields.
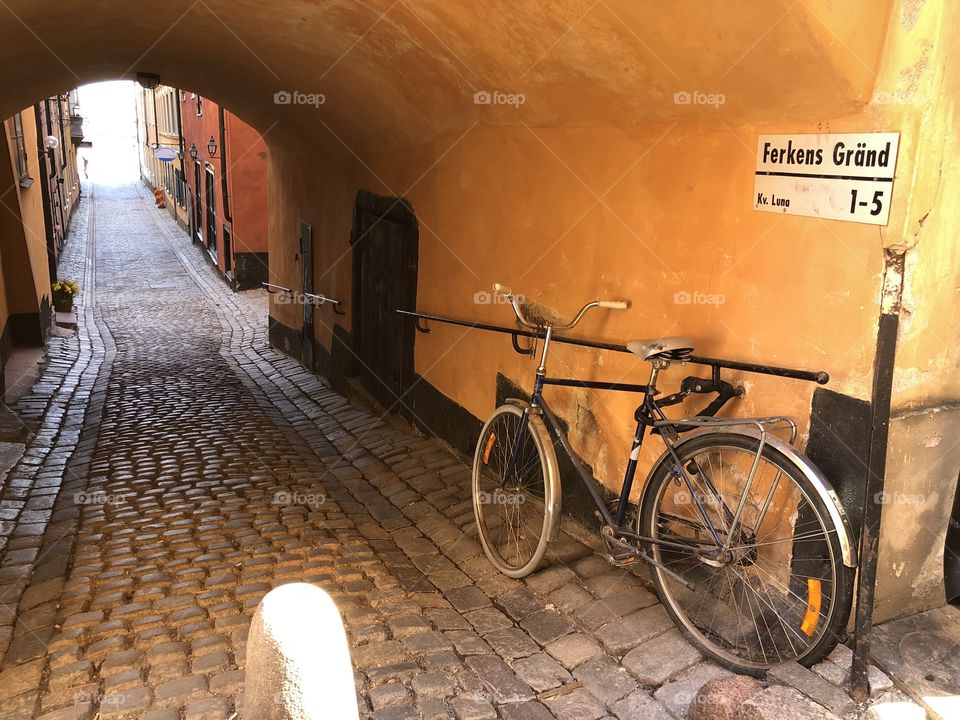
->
xmin=637 ymin=432 xmax=853 ymax=674
xmin=472 ymin=403 xmax=559 ymax=578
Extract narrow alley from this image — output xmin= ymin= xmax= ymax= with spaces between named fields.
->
xmin=0 ymin=180 xmax=950 ymax=720
xmin=0 ymin=182 xmax=684 ymax=718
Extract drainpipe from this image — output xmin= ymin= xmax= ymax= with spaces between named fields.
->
xmin=174 ymin=87 xmax=186 ymax=221
xmin=850 ymin=248 xmax=905 ymax=700
xmin=218 ymin=105 xmax=231 ymax=222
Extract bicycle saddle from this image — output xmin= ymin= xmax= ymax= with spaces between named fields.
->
xmin=626 ymin=336 xmax=695 ymax=361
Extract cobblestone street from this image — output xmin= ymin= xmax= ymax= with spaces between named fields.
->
xmin=0 ymin=182 xmax=939 ymax=720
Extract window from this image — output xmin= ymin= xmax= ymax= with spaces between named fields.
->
xmin=12 ymin=113 xmax=28 ymax=181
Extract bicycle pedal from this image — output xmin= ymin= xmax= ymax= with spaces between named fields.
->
xmin=604 ymin=552 xmax=640 ymax=568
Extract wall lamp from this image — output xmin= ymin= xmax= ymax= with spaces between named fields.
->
xmin=206 ymin=136 xmax=218 ymax=158
xmin=188 ymin=143 xmax=198 ymax=160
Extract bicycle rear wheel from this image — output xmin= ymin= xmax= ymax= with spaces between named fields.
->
xmin=472 ymin=404 xmax=558 ymax=578
xmin=638 ymin=432 xmax=852 ymax=674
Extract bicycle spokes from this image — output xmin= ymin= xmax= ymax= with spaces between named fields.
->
xmin=646 ymin=441 xmax=843 ymax=669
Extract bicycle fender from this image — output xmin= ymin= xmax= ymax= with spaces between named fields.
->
xmin=645 ymin=427 xmax=857 ymax=568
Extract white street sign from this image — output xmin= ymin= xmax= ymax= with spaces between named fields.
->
xmin=753 ymin=132 xmax=900 ymax=225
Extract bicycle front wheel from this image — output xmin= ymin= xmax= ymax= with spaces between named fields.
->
xmin=638 ymin=432 xmax=852 ymax=674
xmin=472 ymin=404 xmax=558 ymax=578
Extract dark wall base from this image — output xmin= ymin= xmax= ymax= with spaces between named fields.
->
xmin=406 ymin=375 xmax=483 ymax=457
xmin=234 ymin=252 xmax=269 ymax=291
xmin=8 ymin=312 xmax=44 ymax=347
xmin=269 ymin=317 xmax=302 ymax=361
xmin=804 ymin=387 xmax=871 ymax=538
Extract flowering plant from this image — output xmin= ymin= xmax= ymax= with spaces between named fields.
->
xmin=52 ymin=279 xmax=80 ymax=305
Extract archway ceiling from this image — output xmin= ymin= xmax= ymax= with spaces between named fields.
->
xmin=0 ymin=0 xmax=892 ymax=151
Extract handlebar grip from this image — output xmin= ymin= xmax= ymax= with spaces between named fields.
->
xmin=492 ymin=282 xmax=512 ymax=296
xmin=598 ymin=300 xmax=630 ymax=310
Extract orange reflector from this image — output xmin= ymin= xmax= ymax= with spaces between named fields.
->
xmin=801 ymin=578 xmax=822 ymax=636
xmin=483 ymin=433 xmax=496 ymax=464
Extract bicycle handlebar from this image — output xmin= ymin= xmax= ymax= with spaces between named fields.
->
xmin=492 ymin=283 xmax=629 ymax=331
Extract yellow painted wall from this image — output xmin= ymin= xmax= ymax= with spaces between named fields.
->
xmin=261 ymin=0 xmax=959 ymax=619
xmin=2 ymin=109 xmax=50 ymax=318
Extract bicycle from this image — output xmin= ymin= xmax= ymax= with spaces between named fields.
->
xmin=471 ymin=284 xmax=857 ymax=674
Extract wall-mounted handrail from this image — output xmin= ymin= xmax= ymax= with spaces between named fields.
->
xmin=398 ymin=309 xmax=829 ymax=385
xmin=303 ymin=292 xmax=346 ymax=315
xmin=262 ymin=282 xmax=292 ymax=295
xmin=262 ymin=284 xmax=346 ymax=315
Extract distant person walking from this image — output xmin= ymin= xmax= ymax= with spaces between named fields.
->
xmin=83 ymin=156 xmax=89 ymax=179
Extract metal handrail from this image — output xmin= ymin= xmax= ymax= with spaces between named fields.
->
xmin=261 ymin=284 xmax=346 ymax=314
xmin=397 ymin=309 xmax=829 ymax=385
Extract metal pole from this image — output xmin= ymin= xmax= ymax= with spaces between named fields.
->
xmin=850 ymin=249 xmax=904 ymax=699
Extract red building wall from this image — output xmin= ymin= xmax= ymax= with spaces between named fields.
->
xmin=180 ymin=92 xmax=267 ymax=289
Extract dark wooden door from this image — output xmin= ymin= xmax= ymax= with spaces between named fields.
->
xmin=352 ymin=192 xmax=418 ymax=413
xmin=300 ymin=221 xmax=315 ymax=371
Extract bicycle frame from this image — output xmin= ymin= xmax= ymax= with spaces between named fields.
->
xmin=500 ymin=360 xmax=740 ymax=559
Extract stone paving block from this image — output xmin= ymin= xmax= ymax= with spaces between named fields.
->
xmin=574 ymin=588 xmax=657 ymax=631
xmin=496 ymin=586 xmax=544 ymax=621
xmin=610 ymin=689 xmax=674 ymax=720
xmin=445 ymin=629 xmax=493 ymax=656
xmin=499 ymin=700 xmax=555 ymax=720
xmin=463 ymin=607 xmax=513 ymax=634
xmin=542 ymin=686 xmax=607 ymax=720
xmin=766 ymin=661 xmax=855 ymax=715
xmin=573 ymin=653 xmax=639 ymax=705
xmin=450 ymin=696 xmax=497 ymax=720
xmin=464 ymin=655 xmax=535 ymax=703
xmin=621 ymin=628 xmax=702 ymax=685
xmin=520 ymin=608 xmax=574 ymax=646
xmin=513 ymin=651 xmax=574 ymax=692
xmin=184 ymin=696 xmax=231 ymax=720
xmin=733 ymin=684 xmax=842 ymax=720
xmin=154 ymin=675 xmax=208 ymax=706
xmin=35 ymin=703 xmax=94 ymax=720
xmin=546 ymin=632 xmax=604 ymax=670
xmin=98 ymin=686 xmax=152 ymax=719
xmin=411 ymin=671 xmax=457 ymax=699
xmin=353 ymin=640 xmax=410 ymax=670
xmin=370 ymin=682 xmax=413 ymax=709
xmin=548 ymin=582 xmax=594 ymax=614
xmin=595 ymin=603 xmax=674 ymax=655
xmin=525 ymin=565 xmax=577 ymax=595
xmin=482 ymin=627 xmax=540 ymax=659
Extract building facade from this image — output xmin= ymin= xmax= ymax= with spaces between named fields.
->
xmin=180 ymin=93 xmax=268 ymax=291
xmin=135 ymin=84 xmax=188 ymax=228
xmin=0 ymin=94 xmax=82 ymax=397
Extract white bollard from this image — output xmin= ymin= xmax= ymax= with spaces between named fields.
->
xmin=245 ymin=583 xmax=359 ymax=720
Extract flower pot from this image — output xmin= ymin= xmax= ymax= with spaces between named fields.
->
xmin=54 ymin=298 xmax=73 ymax=313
